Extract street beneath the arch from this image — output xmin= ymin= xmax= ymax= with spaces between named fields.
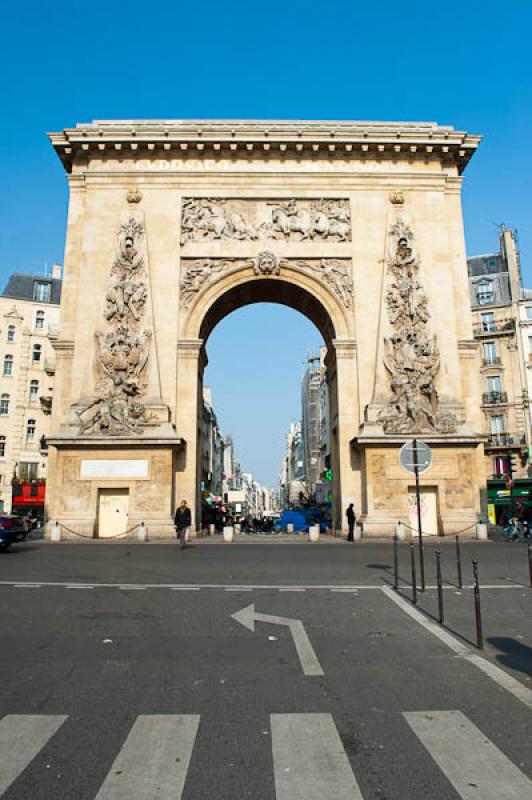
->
xmin=0 ymin=540 xmax=530 ymax=799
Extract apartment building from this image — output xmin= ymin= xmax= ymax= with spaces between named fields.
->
xmin=468 ymin=228 xmax=531 ymax=521
xmin=0 ymin=267 xmax=61 ymax=515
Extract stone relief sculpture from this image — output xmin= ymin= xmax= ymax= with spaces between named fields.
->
xmin=254 ymin=251 xmax=280 ymax=276
xmin=179 ymin=254 xmax=353 ymax=309
xmin=76 ymin=218 xmax=152 ymax=435
xmin=378 ymin=218 xmax=457 ymax=434
xmin=180 ymin=198 xmax=351 ymax=243
xmin=293 ymin=258 xmax=353 ymax=308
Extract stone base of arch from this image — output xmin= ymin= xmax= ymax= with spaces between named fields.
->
xmin=354 ymin=438 xmax=485 ymax=538
xmin=45 ymin=436 xmax=182 ymax=540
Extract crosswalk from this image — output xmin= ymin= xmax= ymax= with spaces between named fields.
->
xmin=0 ymin=710 xmax=530 ymax=798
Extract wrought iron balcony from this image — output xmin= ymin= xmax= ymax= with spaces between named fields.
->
xmin=474 ymin=319 xmax=515 ymax=337
xmin=482 ymin=356 xmax=501 ymax=367
xmin=482 ymin=391 xmax=508 ymax=405
xmin=486 ymin=433 xmax=526 ymax=447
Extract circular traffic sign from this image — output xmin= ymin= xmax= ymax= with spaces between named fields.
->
xmin=399 ymin=440 xmax=432 ymax=474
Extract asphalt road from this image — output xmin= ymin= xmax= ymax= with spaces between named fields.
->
xmin=0 ymin=540 xmax=530 ymax=799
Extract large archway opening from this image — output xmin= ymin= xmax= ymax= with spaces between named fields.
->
xmin=200 ymin=302 xmax=330 ymax=533
xmin=176 ymin=270 xmax=358 ymax=535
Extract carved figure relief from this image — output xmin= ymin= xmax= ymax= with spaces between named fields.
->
xmin=378 ymin=218 xmax=457 ymax=434
xmin=179 ymin=256 xmax=353 ymax=309
xmin=180 ymin=198 xmax=351 ymax=244
xmin=254 ymin=251 xmax=280 ymax=276
xmin=77 ymin=218 xmax=152 ymax=435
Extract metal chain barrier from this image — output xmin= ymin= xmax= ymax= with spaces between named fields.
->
xmin=397 ymin=520 xmax=478 ymax=536
xmin=57 ymin=522 xmax=141 ymax=540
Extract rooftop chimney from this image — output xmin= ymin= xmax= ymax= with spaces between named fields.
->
xmin=51 ymin=262 xmax=62 ymax=280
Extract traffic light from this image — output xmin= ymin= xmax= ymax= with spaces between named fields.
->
xmin=324 ymin=469 xmax=332 ymax=481
xmin=509 ymin=454 xmax=519 ymax=476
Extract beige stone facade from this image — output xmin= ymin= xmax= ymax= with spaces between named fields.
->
xmin=46 ymin=119 xmax=486 ymax=538
xmin=0 ymin=273 xmax=61 ymax=513
xmin=468 ymin=228 xmax=531 ymax=482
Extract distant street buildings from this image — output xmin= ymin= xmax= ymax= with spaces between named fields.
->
xmin=201 ymin=388 xmax=279 ymax=526
xmin=281 ymin=350 xmax=331 ymax=508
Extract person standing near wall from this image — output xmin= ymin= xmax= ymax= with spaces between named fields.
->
xmin=346 ymin=503 xmax=356 ymax=542
xmin=174 ymin=500 xmax=191 ymax=550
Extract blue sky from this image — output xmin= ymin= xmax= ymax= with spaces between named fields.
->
xmin=1 ymin=1 xmax=531 ymax=485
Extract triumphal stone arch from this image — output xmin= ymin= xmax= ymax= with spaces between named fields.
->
xmin=46 ymin=119 xmax=485 ymax=538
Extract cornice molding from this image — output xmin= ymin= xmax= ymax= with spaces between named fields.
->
xmin=49 ymin=119 xmax=481 ymax=175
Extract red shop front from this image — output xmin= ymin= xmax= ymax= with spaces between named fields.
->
xmin=11 ymin=482 xmax=46 ymax=518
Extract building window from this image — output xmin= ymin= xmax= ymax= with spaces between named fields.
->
xmin=3 ymin=355 xmax=13 ymax=376
xmin=486 ymin=376 xmax=501 ymax=394
xmin=33 ymin=282 xmax=51 ymax=303
xmin=19 ymin=462 xmax=38 ymax=481
xmin=32 ymin=344 xmax=42 ymax=363
xmin=6 ymin=325 xmax=15 ymax=343
xmin=0 ymin=394 xmax=9 ymax=415
xmin=35 ymin=310 xmax=45 ymax=330
xmin=476 ymin=281 xmax=494 ymax=305
xmin=29 ymin=379 xmax=39 ymax=401
xmin=483 ymin=342 xmax=497 ymax=364
xmin=490 ymin=415 xmax=505 ymax=435
xmin=494 ymin=456 xmax=510 ymax=478
xmin=0 ymin=436 xmax=6 ymax=458
xmin=481 ymin=312 xmax=495 ymax=332
xmin=26 ymin=419 xmax=36 ymax=443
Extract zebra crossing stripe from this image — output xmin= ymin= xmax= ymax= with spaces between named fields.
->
xmin=404 ymin=710 xmax=532 ymax=799
xmin=94 ymin=715 xmax=200 ymax=800
xmin=271 ymin=713 xmax=364 ymax=799
xmin=0 ymin=714 xmax=67 ymax=795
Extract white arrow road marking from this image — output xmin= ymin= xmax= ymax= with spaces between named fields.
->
xmin=231 ymin=603 xmax=324 ymax=676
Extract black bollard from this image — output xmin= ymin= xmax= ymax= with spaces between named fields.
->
xmin=455 ymin=535 xmax=463 ymax=590
xmin=528 ymin=542 xmax=532 ymax=590
xmin=410 ymin=543 xmax=417 ymax=605
xmin=393 ymin=532 xmax=399 ymax=591
xmin=472 ymin=560 xmax=483 ymax=649
xmin=436 ymin=549 xmax=444 ymax=624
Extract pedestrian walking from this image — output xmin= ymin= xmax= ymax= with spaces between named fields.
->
xmin=175 ymin=500 xmax=191 ymax=550
xmin=346 ymin=503 xmax=356 ymax=542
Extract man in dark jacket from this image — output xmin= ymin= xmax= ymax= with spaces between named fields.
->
xmin=346 ymin=503 xmax=356 ymax=542
xmin=175 ymin=500 xmax=192 ymax=549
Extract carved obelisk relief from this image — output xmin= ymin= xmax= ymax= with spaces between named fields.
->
xmin=76 ymin=216 xmax=153 ymax=435
xmin=378 ymin=218 xmax=457 ymax=434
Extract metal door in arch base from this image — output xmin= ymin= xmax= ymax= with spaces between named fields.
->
xmin=97 ymin=488 xmax=129 ymax=538
xmin=408 ymin=486 xmax=439 ymax=536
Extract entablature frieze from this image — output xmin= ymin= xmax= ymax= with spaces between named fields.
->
xmin=78 ymin=174 xmax=453 ymax=193
xmin=49 ymin=119 xmax=481 ymax=175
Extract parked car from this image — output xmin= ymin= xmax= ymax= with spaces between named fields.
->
xmin=0 ymin=516 xmax=27 ymax=552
